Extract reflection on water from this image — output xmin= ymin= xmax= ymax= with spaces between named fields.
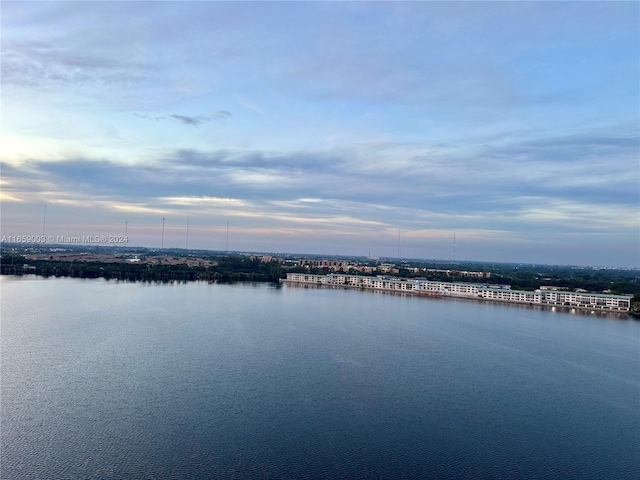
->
xmin=1 ymin=276 xmax=638 ymax=479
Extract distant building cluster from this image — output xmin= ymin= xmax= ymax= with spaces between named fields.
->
xmin=285 ymin=273 xmax=632 ymax=313
xmin=298 ymin=258 xmax=491 ymax=278
xmin=425 ymin=268 xmax=491 ymax=278
xmin=299 ymin=259 xmax=351 ymax=270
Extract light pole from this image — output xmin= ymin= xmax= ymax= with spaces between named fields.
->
xmin=161 ymin=217 xmax=165 ymax=249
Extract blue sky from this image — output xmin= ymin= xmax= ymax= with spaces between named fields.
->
xmin=2 ymin=1 xmax=638 ymax=266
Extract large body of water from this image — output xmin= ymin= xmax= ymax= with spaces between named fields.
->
xmin=1 ymin=275 xmax=638 ymax=479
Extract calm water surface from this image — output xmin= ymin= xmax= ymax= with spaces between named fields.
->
xmin=1 ymin=276 xmax=638 ymax=479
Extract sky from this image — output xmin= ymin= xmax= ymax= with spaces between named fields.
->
xmin=1 ymin=1 xmax=639 ymax=267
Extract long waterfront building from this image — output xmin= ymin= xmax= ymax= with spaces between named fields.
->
xmin=284 ymin=273 xmax=632 ymax=313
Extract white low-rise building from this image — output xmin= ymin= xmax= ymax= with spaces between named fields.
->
xmin=540 ymin=290 xmax=631 ymax=312
xmin=414 ymin=280 xmax=510 ymax=297
xmin=479 ymin=287 xmax=542 ymax=304
xmin=283 ymin=273 xmax=632 ymax=312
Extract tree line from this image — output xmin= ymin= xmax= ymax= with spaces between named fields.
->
xmin=0 ymin=254 xmax=286 ymax=283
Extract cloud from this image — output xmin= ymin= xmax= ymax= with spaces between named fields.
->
xmin=134 ymin=111 xmax=232 ymax=126
xmin=169 ymin=111 xmax=231 ymax=126
xmin=169 ymin=115 xmax=207 ymax=126
xmin=4 ymin=123 xmax=636 ymax=239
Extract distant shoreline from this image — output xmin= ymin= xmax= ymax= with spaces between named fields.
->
xmin=1 ymin=271 xmax=635 ymax=320
xmin=2 ymin=247 xmax=638 ymax=317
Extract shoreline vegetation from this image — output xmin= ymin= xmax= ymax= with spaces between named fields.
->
xmin=2 ymin=244 xmax=639 ymax=317
xmin=0 ymin=254 xmax=284 ymax=283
